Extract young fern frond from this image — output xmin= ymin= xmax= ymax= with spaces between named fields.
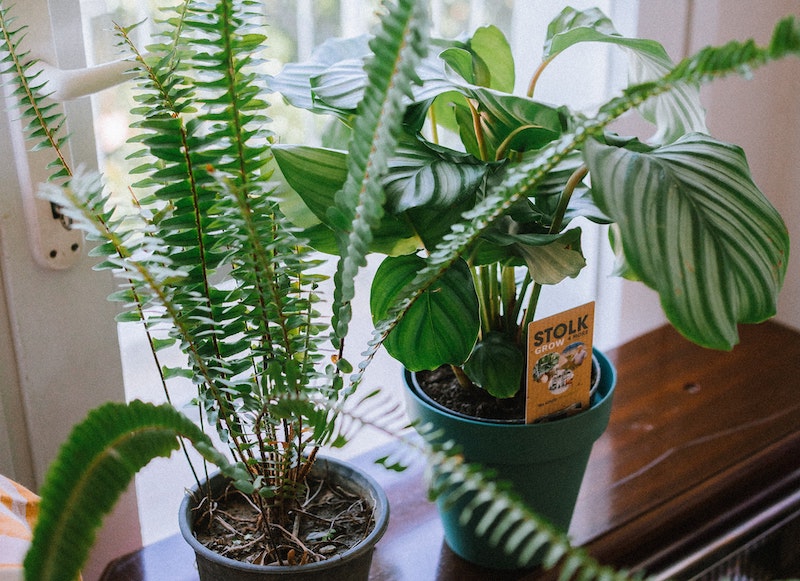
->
xmin=23 ymin=400 xmax=245 ymax=581
xmin=330 ymin=0 xmax=430 ymax=346
xmin=0 ymin=4 xmax=71 ymax=181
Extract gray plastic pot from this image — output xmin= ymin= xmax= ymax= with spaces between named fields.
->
xmin=179 ymin=456 xmax=389 ymax=581
xmin=403 ymin=349 xmax=616 ymax=570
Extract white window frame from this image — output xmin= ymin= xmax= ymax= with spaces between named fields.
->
xmin=0 ymin=1 xmax=142 ymax=578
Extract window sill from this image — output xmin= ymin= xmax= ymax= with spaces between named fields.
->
xmin=101 ymin=321 xmax=800 ymax=580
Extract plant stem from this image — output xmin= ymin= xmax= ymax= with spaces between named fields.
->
xmin=550 ymin=164 xmax=589 ymax=236
xmin=473 ymin=265 xmax=493 ymax=333
xmin=523 ymin=164 xmax=589 ymax=327
xmin=527 ymin=55 xmax=555 ymax=98
xmin=428 ymin=103 xmax=440 ymax=145
xmin=466 ymin=98 xmax=489 ymax=162
xmin=501 ymin=265 xmax=517 ymax=334
xmin=450 ymin=364 xmax=474 ymax=389
xmin=495 ymin=124 xmax=539 ymax=160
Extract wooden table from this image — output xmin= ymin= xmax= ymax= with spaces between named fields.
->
xmin=101 ymin=322 xmax=800 ymax=580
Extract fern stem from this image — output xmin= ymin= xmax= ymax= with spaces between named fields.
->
xmin=118 ymin=23 xmax=253 ymax=469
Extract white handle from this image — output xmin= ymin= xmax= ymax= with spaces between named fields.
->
xmin=28 ymin=58 xmax=136 ymax=102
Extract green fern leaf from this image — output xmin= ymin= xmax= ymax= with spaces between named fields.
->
xmin=330 ymin=0 xmax=430 ymax=344
xmin=0 ymin=3 xmax=71 ymax=181
xmin=24 ymin=400 xmax=234 ymax=581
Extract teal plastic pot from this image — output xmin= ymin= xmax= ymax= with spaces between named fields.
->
xmin=179 ymin=456 xmax=389 ymax=581
xmin=403 ymin=349 xmax=616 ymax=570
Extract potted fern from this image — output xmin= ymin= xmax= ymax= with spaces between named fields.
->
xmin=271 ymin=6 xmax=796 ymax=569
xmin=0 ymin=0 xmax=428 ymax=579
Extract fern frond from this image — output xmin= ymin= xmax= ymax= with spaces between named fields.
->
xmin=329 ymin=0 xmax=430 ymax=345
xmin=38 ymin=170 xmax=248 ymax=461
xmin=23 ymin=400 xmax=242 ymax=581
xmin=0 ymin=2 xmax=71 ymax=181
xmin=114 ymin=2 xmax=274 ymax=465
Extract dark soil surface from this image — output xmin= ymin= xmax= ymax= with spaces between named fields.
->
xmin=193 ymin=475 xmax=374 ymax=567
xmin=416 ymin=366 xmax=526 ymax=422
xmin=415 ymin=362 xmax=598 ymax=423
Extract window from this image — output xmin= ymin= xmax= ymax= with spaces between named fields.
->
xmin=2 ymin=0 xmax=639 ymax=556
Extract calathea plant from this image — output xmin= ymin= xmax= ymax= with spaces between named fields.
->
xmin=273 ymin=7 xmax=793 ymax=404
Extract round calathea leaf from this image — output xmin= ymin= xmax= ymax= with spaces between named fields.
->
xmin=370 ymin=254 xmax=479 ymax=371
xmin=585 ymin=133 xmax=789 ymax=350
xmin=463 ymin=331 xmax=525 ymax=398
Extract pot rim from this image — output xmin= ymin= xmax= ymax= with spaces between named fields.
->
xmin=405 ymin=348 xmax=616 ymax=429
xmin=178 ymin=455 xmax=390 ymax=574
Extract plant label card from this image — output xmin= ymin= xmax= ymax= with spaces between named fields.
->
xmin=525 ymin=302 xmax=595 ymax=423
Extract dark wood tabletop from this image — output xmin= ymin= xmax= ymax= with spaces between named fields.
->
xmin=101 ymin=321 xmax=800 ymax=580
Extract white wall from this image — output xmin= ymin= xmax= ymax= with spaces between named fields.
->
xmin=604 ymin=0 xmax=800 ymax=349
xmin=690 ymin=0 xmax=800 ymax=333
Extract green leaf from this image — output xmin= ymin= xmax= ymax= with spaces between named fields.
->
xmin=543 ymin=6 xmax=706 ymax=144
xmin=24 ymin=401 xmax=230 ymax=581
xmin=273 ymin=145 xmax=348 ymax=223
xmin=453 ymin=88 xmax=563 ymax=160
xmin=438 ymin=26 xmax=513 ymax=93
xmin=370 ymin=255 xmax=479 ymax=370
xmin=514 ymin=228 xmax=586 ymax=285
xmin=311 ymin=59 xmax=372 ymax=111
xmin=468 ymin=25 xmax=515 ymax=93
xmin=439 ymin=47 xmax=479 ymax=85
xmin=585 ymin=133 xmax=789 ymax=349
xmin=543 ymin=6 xmax=649 ymax=59
xmin=271 ymin=35 xmax=372 ymax=112
xmin=463 ymin=332 xmax=524 ymax=398
xmin=273 ymin=144 xmax=421 ymax=255
xmin=383 ymin=134 xmax=488 ymax=213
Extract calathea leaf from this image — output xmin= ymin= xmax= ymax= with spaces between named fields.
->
xmin=383 ymin=133 xmax=488 ymax=213
xmin=370 ymin=255 xmax=479 ymax=371
xmin=543 ymin=6 xmax=706 ymax=144
xmin=513 ymin=228 xmax=586 ymax=285
xmin=439 ymin=25 xmax=514 ymax=93
xmin=585 ymin=133 xmax=789 ymax=350
xmin=467 ymin=25 xmax=515 ymax=93
xmin=270 ymin=35 xmax=372 ymax=113
xmin=478 ymin=228 xmax=586 ymax=285
xmin=272 ymin=145 xmax=420 ymax=256
xmin=311 ymin=59 xmax=372 ymax=111
xmin=273 ymin=145 xmax=348 ymax=223
xmin=463 ymin=331 xmax=524 ymax=398
xmin=453 ymin=88 xmax=564 ymax=160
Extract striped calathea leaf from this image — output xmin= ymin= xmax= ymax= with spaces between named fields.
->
xmin=584 ymin=133 xmax=788 ymax=349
